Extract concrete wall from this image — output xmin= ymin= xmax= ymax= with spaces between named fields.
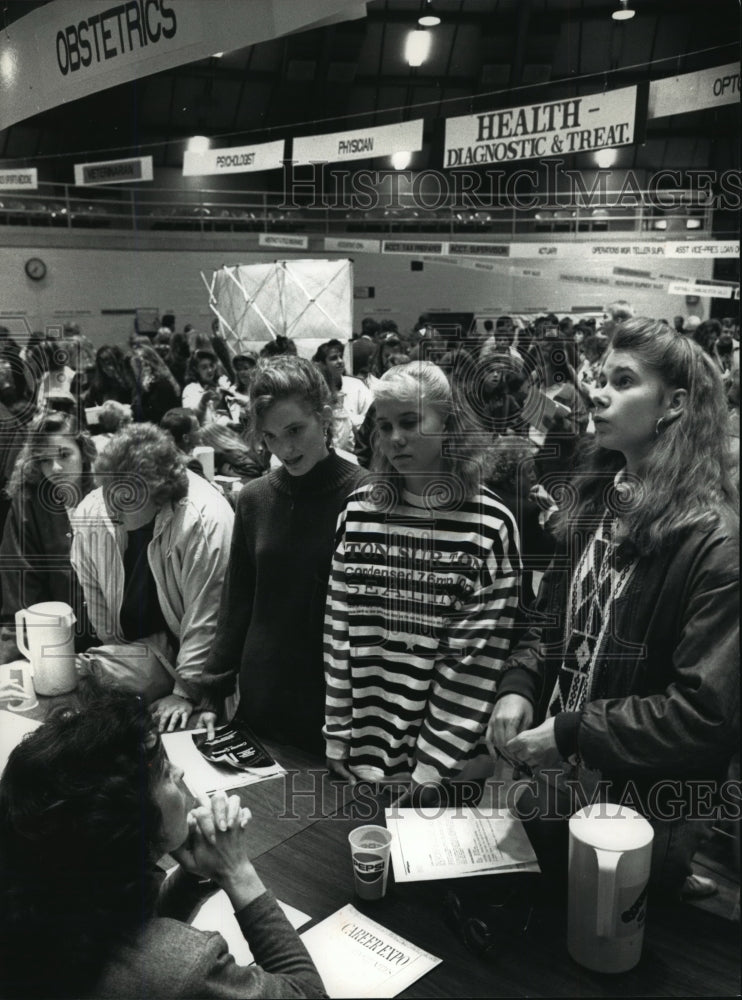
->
xmin=0 ymin=229 xmax=715 ymax=348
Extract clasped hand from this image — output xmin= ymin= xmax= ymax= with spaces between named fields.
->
xmin=172 ymin=791 xmax=252 ymax=885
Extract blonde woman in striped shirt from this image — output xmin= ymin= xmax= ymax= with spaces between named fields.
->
xmin=324 ymin=360 xmax=522 ymax=804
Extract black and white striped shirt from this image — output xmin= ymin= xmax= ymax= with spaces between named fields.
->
xmin=324 ymin=482 xmax=521 ymax=784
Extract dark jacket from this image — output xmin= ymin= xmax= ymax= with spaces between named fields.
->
xmin=497 ymin=521 xmax=739 ymax=803
xmin=0 ymin=483 xmax=98 ymax=655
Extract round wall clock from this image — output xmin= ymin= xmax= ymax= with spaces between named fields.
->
xmin=25 ymin=257 xmax=47 ymax=281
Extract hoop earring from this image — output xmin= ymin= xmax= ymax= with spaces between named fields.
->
xmin=655 ymin=417 xmax=665 ymax=437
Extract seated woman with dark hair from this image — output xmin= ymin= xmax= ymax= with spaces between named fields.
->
xmin=69 ymin=423 xmax=233 ymax=732
xmin=0 ymin=411 xmax=99 ymax=662
xmin=0 ymin=683 xmax=326 ymax=1000
xmin=165 ymin=331 xmax=192 ymax=389
xmin=83 ymin=345 xmax=133 ymax=407
xmin=129 ymin=345 xmax=182 ymax=425
xmin=368 ymin=334 xmax=408 ymax=381
xmin=182 ymin=350 xmax=233 ymax=425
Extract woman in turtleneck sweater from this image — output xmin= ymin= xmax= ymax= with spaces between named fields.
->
xmin=198 ymin=356 xmax=364 ymax=754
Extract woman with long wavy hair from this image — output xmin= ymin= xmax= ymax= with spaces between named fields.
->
xmin=0 ymin=411 xmax=99 ymax=662
xmin=83 ymin=345 xmax=133 ymax=407
xmin=197 ymin=421 xmax=267 ymax=483
xmin=129 ymin=345 xmax=181 ymax=424
xmin=0 ymin=683 xmax=325 ymax=999
xmin=487 ymin=318 xmax=739 ymax=896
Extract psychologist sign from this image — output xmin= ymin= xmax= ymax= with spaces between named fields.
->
xmin=444 ymin=85 xmax=636 ymax=167
xmin=183 ymin=140 xmax=285 ymax=176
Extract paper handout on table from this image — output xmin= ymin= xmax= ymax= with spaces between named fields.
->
xmin=0 ymin=709 xmax=41 ymax=776
xmin=192 ymin=891 xmax=310 ymax=966
xmin=385 ymin=806 xmax=540 ymax=882
xmin=300 ymin=904 xmax=441 ymax=999
xmin=161 ymin=728 xmax=284 ymax=798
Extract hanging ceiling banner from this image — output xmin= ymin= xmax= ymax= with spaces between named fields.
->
xmin=258 ymin=233 xmax=309 ymax=250
xmin=648 ymin=63 xmax=740 ymax=120
xmin=668 ymin=280 xmax=736 ymax=299
xmin=504 ymin=240 xmax=740 ymax=259
xmin=324 ymin=237 xmax=381 ymax=253
xmin=663 ymin=240 xmax=739 ymax=258
xmin=183 ymin=140 xmax=285 ymax=176
xmin=0 ymin=168 xmax=38 ymax=189
xmin=444 ymin=85 xmax=637 ymax=168
xmin=293 ymin=120 xmax=424 ymax=165
xmin=74 ymin=155 xmax=153 ymax=185
xmin=0 ymin=0 xmax=367 ymax=130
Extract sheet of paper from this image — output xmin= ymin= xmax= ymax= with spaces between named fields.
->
xmin=192 ymin=891 xmax=311 ymax=966
xmin=300 ymin=904 xmax=441 ymax=999
xmin=0 ymin=709 xmax=42 ymax=775
xmin=385 ymin=807 xmax=540 ymax=882
xmin=161 ymin=728 xmax=285 ymax=798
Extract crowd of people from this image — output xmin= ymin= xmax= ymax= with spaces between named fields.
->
xmin=0 ymin=302 xmax=739 ymax=998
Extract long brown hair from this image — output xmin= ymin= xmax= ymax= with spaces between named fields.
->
xmin=7 ymin=411 xmax=97 ymax=502
xmin=553 ymin=318 xmax=738 ymax=555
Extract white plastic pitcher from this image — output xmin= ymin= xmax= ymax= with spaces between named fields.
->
xmin=567 ymin=803 xmax=654 ymax=973
xmin=15 ymin=601 xmax=77 ymax=696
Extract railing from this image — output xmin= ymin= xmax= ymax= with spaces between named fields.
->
xmin=0 ymin=183 xmax=725 ymax=236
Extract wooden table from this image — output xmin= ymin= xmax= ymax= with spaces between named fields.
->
xmin=241 ymin=744 xmax=740 ymax=999
xmin=19 ymin=702 xmax=740 ymax=997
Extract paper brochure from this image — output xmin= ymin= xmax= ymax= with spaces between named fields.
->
xmin=385 ymin=807 xmax=540 ymax=881
xmin=0 ymin=709 xmax=41 ymax=775
xmin=299 ymin=904 xmax=441 ymax=998
xmin=161 ymin=728 xmax=284 ymax=798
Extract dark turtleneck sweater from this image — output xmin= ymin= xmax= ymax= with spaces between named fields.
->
xmin=200 ymin=450 xmax=364 ymax=754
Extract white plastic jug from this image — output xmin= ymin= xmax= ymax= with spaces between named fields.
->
xmin=567 ymin=802 xmax=654 ymax=973
xmin=15 ymin=601 xmax=77 ymax=696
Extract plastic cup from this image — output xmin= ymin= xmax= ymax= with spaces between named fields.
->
xmin=348 ymin=824 xmax=392 ymax=900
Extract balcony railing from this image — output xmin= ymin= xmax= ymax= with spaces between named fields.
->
xmin=0 ymin=183 xmax=726 ymax=237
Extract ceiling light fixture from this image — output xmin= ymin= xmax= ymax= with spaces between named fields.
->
xmin=212 ymin=52 xmax=224 ymax=58
xmin=418 ymin=1 xmax=441 ymax=27
xmin=405 ymin=29 xmax=431 ymax=67
xmin=595 ymin=147 xmax=618 ymax=168
xmin=612 ymin=1 xmax=636 ymax=21
xmin=187 ymin=135 xmax=210 ymax=154
xmin=391 ymin=151 xmax=412 ymax=170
